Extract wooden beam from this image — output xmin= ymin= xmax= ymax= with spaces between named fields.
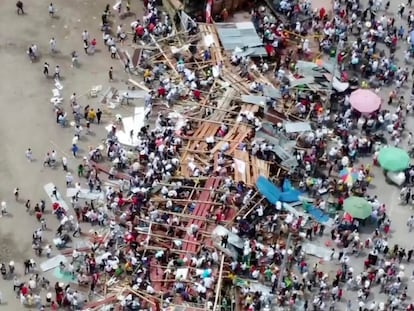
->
xmin=212 ymin=255 xmax=225 ymax=311
xmin=128 ymin=78 xmax=151 ymax=92
xmin=150 ymin=34 xmax=180 ymax=77
xmin=155 ymin=183 xmax=228 ymax=193
xmin=151 ymin=197 xmax=222 ymax=206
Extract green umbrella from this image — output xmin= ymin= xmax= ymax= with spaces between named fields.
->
xmin=343 ymin=196 xmax=372 ymax=219
xmin=378 ymin=147 xmax=410 ymax=172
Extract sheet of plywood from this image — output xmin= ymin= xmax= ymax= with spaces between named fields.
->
xmin=234 ymin=150 xmax=250 ymax=184
xmin=256 ymin=158 xmax=270 ymax=179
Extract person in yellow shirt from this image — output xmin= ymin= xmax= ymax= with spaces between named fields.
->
xmin=87 ymin=108 xmax=96 ymax=122
xmin=144 ymin=69 xmax=152 ymax=83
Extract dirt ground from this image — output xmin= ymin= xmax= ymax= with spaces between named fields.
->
xmin=0 ymin=0 xmax=144 ymax=308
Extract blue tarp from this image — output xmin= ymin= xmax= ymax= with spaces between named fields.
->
xmin=307 ymin=207 xmax=330 ymax=223
xmin=256 ymin=176 xmax=301 ymax=204
xmin=302 ymin=201 xmax=330 ymax=224
xmin=281 ymin=179 xmax=302 ymax=203
xmin=256 ymin=176 xmax=281 ymax=204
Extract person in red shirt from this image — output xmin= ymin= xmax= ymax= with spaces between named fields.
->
xmin=391 ymin=35 xmax=397 ymax=47
xmin=20 ymin=284 xmax=29 ymax=296
xmin=193 ymin=89 xmax=201 ymax=100
xmin=51 ymin=301 xmax=58 ymax=311
xmin=319 ymin=7 xmax=326 ymax=19
xmin=158 ymin=86 xmax=166 ymax=97
xmin=56 ymin=292 xmax=63 ymax=306
xmin=265 ymin=43 xmax=274 ymax=57
xmin=147 ymin=23 xmax=155 ymax=33
xmin=91 ymin=38 xmax=97 ymax=54
xmin=135 ymin=25 xmax=144 ymax=38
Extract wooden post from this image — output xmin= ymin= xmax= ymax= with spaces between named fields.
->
xmin=212 ymin=255 xmax=225 ymax=311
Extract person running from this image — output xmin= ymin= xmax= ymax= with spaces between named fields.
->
xmin=16 ymin=1 xmax=24 ymax=14
xmin=43 ymin=62 xmax=49 ymax=77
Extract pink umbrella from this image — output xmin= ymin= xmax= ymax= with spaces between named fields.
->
xmin=349 ymin=89 xmax=381 ymax=113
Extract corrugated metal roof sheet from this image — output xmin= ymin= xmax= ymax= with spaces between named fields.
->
xmin=215 ymin=22 xmax=267 ymax=56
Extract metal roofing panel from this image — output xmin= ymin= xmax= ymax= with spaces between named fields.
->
xmin=241 ymin=95 xmax=267 ymax=106
xmin=217 ymin=29 xmax=240 ymax=37
xmin=284 ymin=121 xmax=312 ymax=133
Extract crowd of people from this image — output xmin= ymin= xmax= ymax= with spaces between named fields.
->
xmin=5 ymin=0 xmax=414 ymax=310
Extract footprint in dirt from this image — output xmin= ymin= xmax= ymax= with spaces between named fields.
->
xmin=0 ymin=233 xmax=26 ymax=263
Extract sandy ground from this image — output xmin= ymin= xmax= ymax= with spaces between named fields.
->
xmin=0 ymin=0 xmax=144 ymax=308
xmin=0 ymin=0 xmax=412 ymax=310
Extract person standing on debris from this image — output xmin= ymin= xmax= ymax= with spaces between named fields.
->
xmin=221 ymin=234 xmax=228 ymax=248
xmin=52 ymin=186 xmax=58 ymax=200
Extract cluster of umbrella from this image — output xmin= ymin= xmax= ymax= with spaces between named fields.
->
xmin=340 ymin=147 xmax=411 ymax=219
xmin=348 ymin=89 xmax=410 ymax=171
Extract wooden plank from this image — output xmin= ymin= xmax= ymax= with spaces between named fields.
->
xmin=210 ymin=126 xmax=237 ymax=154
xmin=233 ymin=150 xmax=247 ymax=184
xmin=256 ymin=158 xmax=270 ymax=178
xmin=228 ymin=124 xmax=251 ymax=155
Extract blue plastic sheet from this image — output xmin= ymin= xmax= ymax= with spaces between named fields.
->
xmin=307 ymin=206 xmax=330 ymax=223
xmin=280 ymin=190 xmax=301 ymax=203
xmin=256 ymin=176 xmax=281 ymax=204
xmin=256 ymin=176 xmax=301 ymax=203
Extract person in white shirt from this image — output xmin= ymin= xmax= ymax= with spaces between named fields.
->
xmin=48 ymin=3 xmax=55 ymax=17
